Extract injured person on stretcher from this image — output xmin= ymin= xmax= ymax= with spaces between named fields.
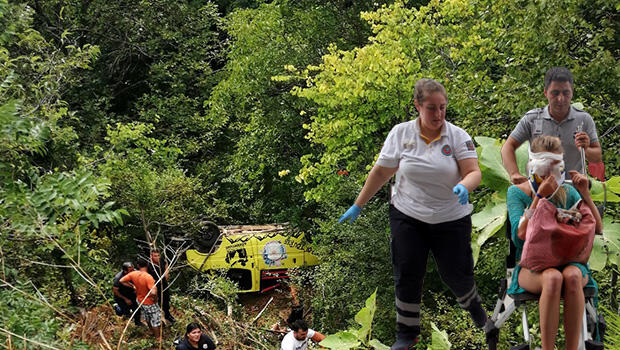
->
xmin=506 ymin=135 xmax=603 ymax=350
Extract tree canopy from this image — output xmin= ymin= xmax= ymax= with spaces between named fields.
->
xmin=0 ymin=0 xmax=618 ymax=348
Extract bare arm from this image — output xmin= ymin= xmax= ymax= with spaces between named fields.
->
xmin=501 ymin=136 xmax=527 ymax=184
xmin=585 ymin=142 xmax=602 ymax=163
xmin=148 ymin=284 xmax=158 ymax=304
xmin=570 ymin=170 xmax=603 ymax=233
xmin=353 ymin=165 xmax=398 ymax=208
xmin=517 ymin=194 xmax=540 ymax=241
xmin=574 ymin=132 xmax=602 ymax=163
xmin=120 ymin=281 xmax=134 ymax=290
xmin=457 ymin=158 xmax=481 ymax=192
xmin=119 ymin=275 xmax=135 ymax=290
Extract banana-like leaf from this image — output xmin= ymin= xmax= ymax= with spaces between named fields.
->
xmin=320 ymin=331 xmax=360 ymax=350
xmin=475 ymin=136 xmax=496 ymax=149
xmin=471 ymin=199 xmax=507 ymax=265
xmin=354 ymin=288 xmax=377 ymax=344
xmin=591 ymin=176 xmax=620 ymax=202
xmin=428 ymin=322 xmax=451 ymax=350
xmin=607 ymin=176 xmax=620 ymax=193
xmin=602 ymin=217 xmax=620 ymax=251
xmin=475 ymin=137 xmax=509 ymax=192
xmin=590 ymin=218 xmax=620 ymax=271
xmin=370 ymin=339 xmax=390 ymax=350
xmin=590 ymin=236 xmax=609 ymax=271
xmin=475 ymin=136 xmax=529 ymax=193
xmin=603 ymin=218 xmax=620 ymax=268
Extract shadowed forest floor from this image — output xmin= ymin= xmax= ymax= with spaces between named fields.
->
xmin=71 ymin=285 xmax=300 ymax=350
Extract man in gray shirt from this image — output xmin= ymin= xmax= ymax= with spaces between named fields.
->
xmin=501 ymin=67 xmax=603 ymax=184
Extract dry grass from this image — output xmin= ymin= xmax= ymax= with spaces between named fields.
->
xmin=64 ymin=284 xmax=302 ymax=349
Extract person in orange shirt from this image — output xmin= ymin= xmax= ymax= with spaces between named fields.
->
xmin=120 ymin=259 xmax=161 ymax=338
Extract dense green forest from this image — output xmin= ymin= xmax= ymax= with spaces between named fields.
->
xmin=0 ymin=0 xmax=618 ymax=349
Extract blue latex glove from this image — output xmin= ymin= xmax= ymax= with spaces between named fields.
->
xmin=453 ymin=184 xmax=469 ymax=205
xmin=339 ymin=205 xmax=361 ymax=223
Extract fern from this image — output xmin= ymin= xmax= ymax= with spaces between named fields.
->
xmin=603 ymin=307 xmax=620 ymax=348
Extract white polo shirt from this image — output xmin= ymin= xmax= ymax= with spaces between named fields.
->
xmin=376 ymin=119 xmax=478 ymax=224
xmin=280 ymin=329 xmax=316 ymax=350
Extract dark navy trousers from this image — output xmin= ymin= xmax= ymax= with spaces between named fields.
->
xmin=389 ymin=205 xmax=482 ymax=336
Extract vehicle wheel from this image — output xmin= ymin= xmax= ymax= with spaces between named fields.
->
xmin=191 ymin=221 xmax=220 ymax=251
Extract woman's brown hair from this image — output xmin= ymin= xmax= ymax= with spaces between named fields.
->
xmin=414 ymin=78 xmax=447 ymax=105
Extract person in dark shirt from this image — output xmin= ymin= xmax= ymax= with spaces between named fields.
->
xmin=148 ymin=249 xmax=175 ymax=324
xmin=112 ymin=262 xmax=143 ymax=326
xmin=174 ymin=323 xmax=216 ymax=350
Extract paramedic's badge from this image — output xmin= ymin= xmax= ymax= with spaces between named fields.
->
xmin=403 ymin=140 xmax=416 ymax=149
xmin=441 ymin=144 xmax=452 ymax=156
xmin=465 ymin=140 xmax=475 ymax=151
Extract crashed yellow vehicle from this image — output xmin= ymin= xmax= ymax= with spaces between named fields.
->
xmin=186 ymin=224 xmax=319 ymax=293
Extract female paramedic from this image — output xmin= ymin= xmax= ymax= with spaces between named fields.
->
xmin=506 ymin=136 xmax=602 ymax=350
xmin=339 ymin=78 xmax=486 ymax=349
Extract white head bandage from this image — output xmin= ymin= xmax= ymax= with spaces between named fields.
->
xmin=528 ymin=149 xmax=565 ymax=196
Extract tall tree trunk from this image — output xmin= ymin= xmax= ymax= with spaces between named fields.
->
xmin=52 ymin=249 xmax=79 ymax=306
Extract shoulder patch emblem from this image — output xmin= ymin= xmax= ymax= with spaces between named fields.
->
xmin=465 ymin=140 xmax=475 ymax=151
xmin=441 ymin=144 xmax=452 ymax=156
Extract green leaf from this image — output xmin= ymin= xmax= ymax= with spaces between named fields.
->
xmin=602 ymin=218 xmax=620 ymax=254
xmin=471 ymin=198 xmax=507 ymax=265
xmin=607 ymin=176 xmax=620 ymax=194
xmin=320 ymin=331 xmax=361 ymax=350
xmin=474 ymin=136 xmax=496 ymax=149
xmin=591 ymin=177 xmax=620 ymax=202
xmin=369 ymin=338 xmax=390 ymax=350
xmin=475 ymin=137 xmax=510 ymax=192
xmin=354 ymin=288 xmax=377 ymax=344
xmin=590 ymin=218 xmax=620 ymax=271
xmin=428 ymin=322 xmax=451 ymax=350
xmin=590 ymin=235 xmax=608 ymax=271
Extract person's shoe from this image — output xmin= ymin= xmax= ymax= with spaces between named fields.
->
xmin=113 ymin=303 xmax=123 ymax=316
xmin=468 ymin=304 xmax=488 ymax=328
xmin=391 ymin=333 xmax=418 ymax=350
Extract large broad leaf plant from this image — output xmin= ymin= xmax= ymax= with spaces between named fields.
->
xmin=319 ymin=289 xmax=389 ymax=350
xmin=472 ymin=137 xmax=620 ymax=272
xmin=319 ymin=289 xmax=452 ymax=350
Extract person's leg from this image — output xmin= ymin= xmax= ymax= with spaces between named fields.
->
xmin=389 ymin=206 xmax=431 ymax=348
xmin=151 ymin=326 xmax=162 ymax=340
xmin=144 ymin=304 xmax=163 ymax=339
xmin=430 ymin=215 xmax=486 ymax=328
xmin=562 ymin=266 xmax=587 ymax=350
xmin=131 ymin=298 xmax=143 ymax=326
xmin=518 ymin=268 xmax=562 ymax=349
xmin=114 ymin=297 xmax=130 ymax=317
xmin=162 ymin=289 xmax=174 ymax=322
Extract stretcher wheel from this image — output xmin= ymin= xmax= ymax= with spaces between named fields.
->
xmin=585 ymin=340 xmax=604 ymax=350
xmin=485 ymin=320 xmax=499 ymax=350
